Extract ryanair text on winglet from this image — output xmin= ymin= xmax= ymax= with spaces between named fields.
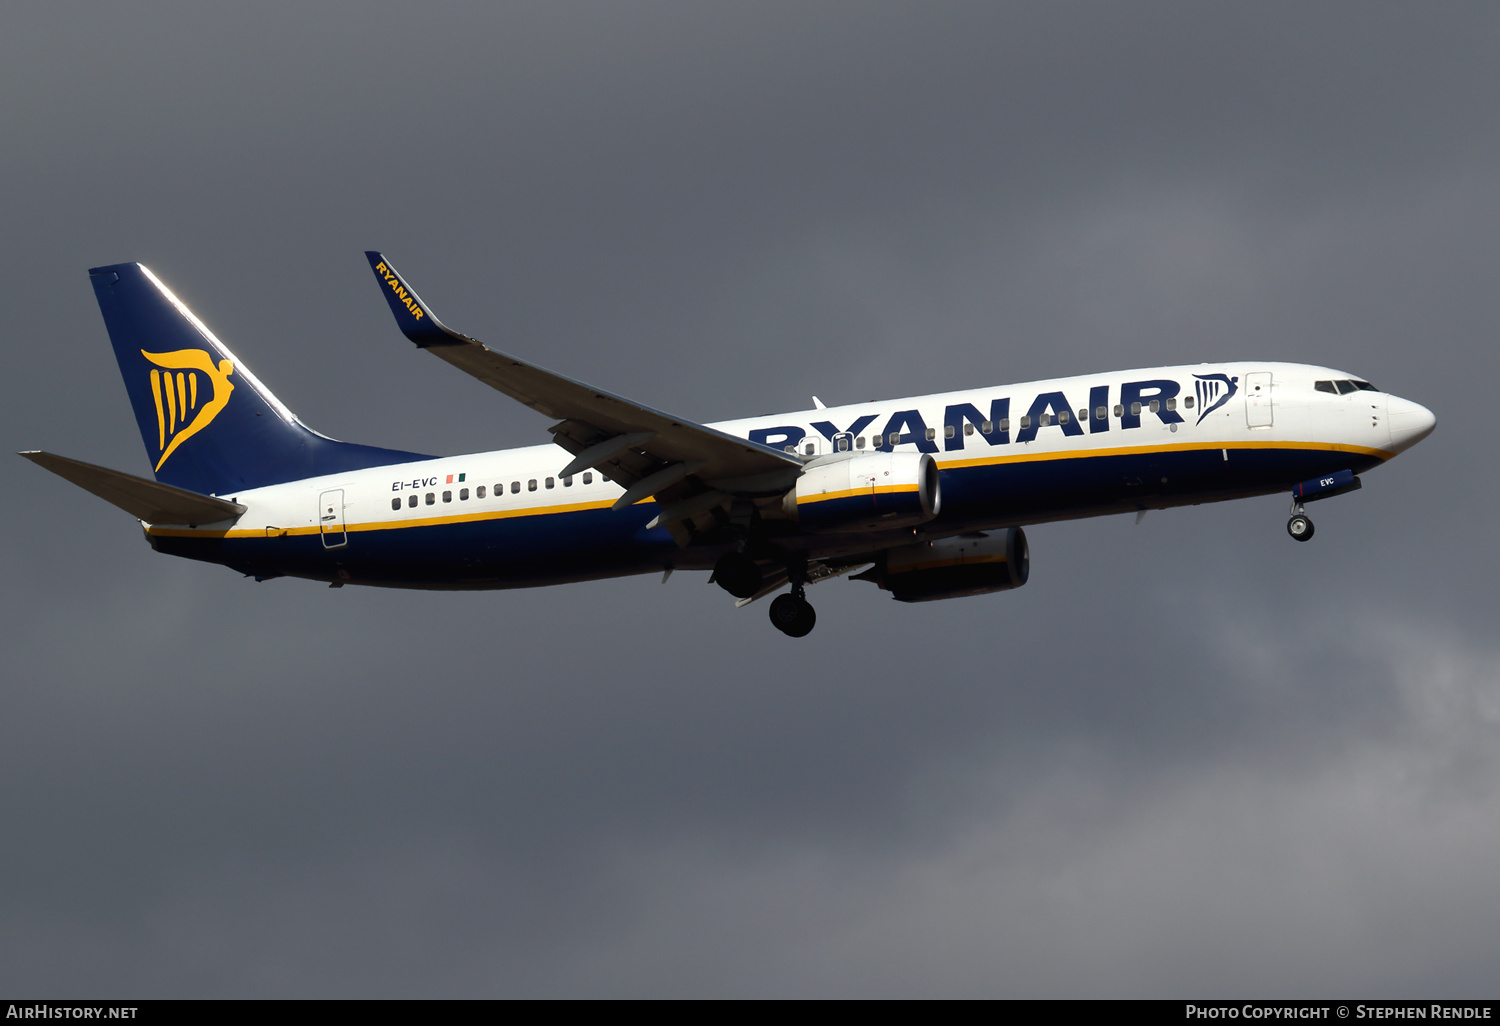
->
xmin=375 ymin=261 xmax=425 ymax=322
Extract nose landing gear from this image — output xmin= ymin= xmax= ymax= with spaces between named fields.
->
xmin=1287 ymin=498 xmax=1314 ymax=542
xmin=1287 ymin=512 xmax=1314 ymax=541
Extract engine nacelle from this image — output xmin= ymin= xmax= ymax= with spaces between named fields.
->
xmin=859 ymin=527 xmax=1029 ymax=603
xmin=783 ymin=452 xmax=940 ymax=531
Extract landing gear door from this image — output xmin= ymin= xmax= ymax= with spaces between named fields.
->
xmin=1245 ymin=372 xmax=1273 ymax=428
xmin=319 ymin=489 xmax=347 ymax=548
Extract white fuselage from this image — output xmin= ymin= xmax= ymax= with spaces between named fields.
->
xmin=144 ymin=361 xmax=1434 ymax=589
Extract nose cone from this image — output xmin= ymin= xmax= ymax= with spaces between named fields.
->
xmin=1386 ymin=395 xmax=1436 ymax=454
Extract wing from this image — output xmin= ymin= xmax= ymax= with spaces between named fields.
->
xmin=365 ymin=253 xmax=801 ymax=541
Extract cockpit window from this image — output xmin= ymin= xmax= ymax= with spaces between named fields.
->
xmin=1316 ymin=378 xmax=1378 ymax=395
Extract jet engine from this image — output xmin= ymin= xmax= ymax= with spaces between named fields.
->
xmin=855 ymin=527 xmax=1029 ymax=602
xmin=782 ymin=452 xmax=940 ymax=531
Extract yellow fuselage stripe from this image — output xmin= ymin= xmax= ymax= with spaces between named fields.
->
xmin=938 ymin=437 xmax=1391 ymax=471
xmin=798 ymin=484 xmax=919 ymax=504
xmin=149 ymin=496 xmax=619 ymax=539
xmin=145 ymin=439 xmax=1390 ymax=538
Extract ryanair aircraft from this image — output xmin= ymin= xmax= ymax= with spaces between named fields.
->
xmin=21 ymin=255 xmax=1436 ymax=637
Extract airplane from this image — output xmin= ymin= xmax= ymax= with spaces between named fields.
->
xmin=20 ymin=254 xmax=1436 ymax=637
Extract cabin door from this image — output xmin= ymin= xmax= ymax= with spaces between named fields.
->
xmin=1245 ymin=372 xmax=1274 ymax=428
xmin=319 ymin=489 xmax=347 ymax=549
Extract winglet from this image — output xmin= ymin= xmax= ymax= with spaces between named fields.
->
xmin=364 ymin=252 xmax=470 ymax=348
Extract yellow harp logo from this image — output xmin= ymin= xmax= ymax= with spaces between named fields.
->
xmin=142 ymin=349 xmax=235 ymax=471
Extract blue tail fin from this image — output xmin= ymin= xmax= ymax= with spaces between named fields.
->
xmin=90 ymin=262 xmax=429 ymax=495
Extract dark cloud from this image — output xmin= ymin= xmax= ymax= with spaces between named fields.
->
xmin=1 ymin=1 xmax=1496 ymax=996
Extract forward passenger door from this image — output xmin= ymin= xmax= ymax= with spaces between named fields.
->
xmin=1245 ymin=372 xmax=1273 ymax=428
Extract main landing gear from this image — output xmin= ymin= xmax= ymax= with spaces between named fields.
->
xmin=767 ymin=558 xmax=816 ymax=637
xmin=1287 ymin=500 xmax=1315 ymax=542
xmin=769 ymin=589 xmax=816 ymax=638
xmin=712 ymin=551 xmax=763 ymax=599
xmin=713 ymin=550 xmax=817 ymax=637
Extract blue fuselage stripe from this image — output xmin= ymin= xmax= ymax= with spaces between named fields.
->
xmin=150 ymin=445 xmax=1378 ymax=588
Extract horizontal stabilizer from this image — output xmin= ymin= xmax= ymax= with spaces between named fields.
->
xmin=19 ymin=451 xmax=246 ymax=525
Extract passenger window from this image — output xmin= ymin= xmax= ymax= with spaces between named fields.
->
xmin=477 ymin=485 xmax=486 ymax=498
xmin=964 ymin=423 xmax=974 ymax=436
xmin=1315 ymin=380 xmax=1338 ymax=394
xmin=944 ymin=425 xmax=956 ymax=439
xmin=1057 ymin=410 xmax=1069 ymax=425
xmin=1166 ymin=398 xmax=1176 ymax=411
xmin=889 ymin=432 xmax=900 ymax=445
xmin=1078 ymin=409 xmax=1087 ymax=422
xmin=1000 ymin=418 xmax=1011 ymax=432
xmin=1114 ymin=404 xmax=1124 ymax=418
xmin=426 ymin=492 xmax=435 ymax=505
xmin=924 ymin=428 xmax=936 ymax=442
xmin=1148 ymin=400 xmax=1159 ymax=413
xmin=583 ymin=472 xmax=593 ymax=484
xmin=545 ymin=477 xmax=555 ymax=489
xmin=511 ymin=481 xmax=520 ymax=494
xmin=1335 ymin=380 xmax=1357 ymax=395
xmin=856 ymin=436 xmax=865 ymax=449
xmin=1130 ymin=402 xmax=1142 ymax=416
xmin=528 ymin=479 xmax=537 ymax=492
xmin=1096 ymin=406 xmax=1107 ymax=419
xmin=562 ymin=475 xmax=572 ymax=487
xmin=408 ymin=494 xmax=417 ymax=508
xmin=981 ymin=420 xmax=992 ymax=434
xmin=1040 ymin=413 xmax=1051 ymax=426
xmin=804 ymin=443 xmax=815 ymax=455
xmin=785 ymin=446 xmax=796 ymax=453
xmin=391 ymin=498 xmax=401 ymax=511
xmin=442 ymin=490 xmax=452 ymax=503
xmin=1183 ymin=397 xmax=1194 ymax=409
xmin=836 ymin=436 xmax=849 ymax=451
xmin=1019 ymin=415 xmax=1031 ymax=430
xmin=459 ymin=488 xmax=469 ymax=500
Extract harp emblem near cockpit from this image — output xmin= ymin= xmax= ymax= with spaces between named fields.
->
xmin=141 ymin=348 xmax=235 ymax=471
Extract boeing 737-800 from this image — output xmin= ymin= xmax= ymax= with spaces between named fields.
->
xmin=20 ymin=254 xmax=1436 ymax=636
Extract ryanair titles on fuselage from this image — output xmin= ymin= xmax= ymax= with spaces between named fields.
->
xmin=742 ymin=375 xmax=1234 ymax=453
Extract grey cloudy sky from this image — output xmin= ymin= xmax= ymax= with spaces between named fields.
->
xmin=2 ymin=1 xmax=1497 ymax=997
